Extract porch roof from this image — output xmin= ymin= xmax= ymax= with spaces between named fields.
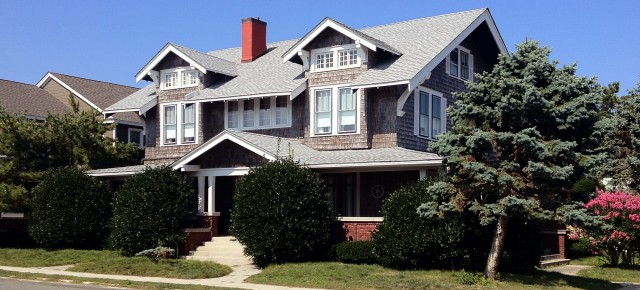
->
xmin=87 ymin=164 xmax=165 ymax=177
xmin=172 ymin=130 xmax=443 ymax=170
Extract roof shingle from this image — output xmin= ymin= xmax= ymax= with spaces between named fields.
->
xmin=0 ymin=79 xmax=69 ymax=117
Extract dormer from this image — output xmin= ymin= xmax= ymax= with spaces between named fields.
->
xmin=282 ymin=18 xmax=401 ymax=72
xmin=135 ymin=43 xmax=238 ymax=91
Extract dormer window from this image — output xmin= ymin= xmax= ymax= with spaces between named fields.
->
xmin=160 ymin=67 xmax=200 ymax=90
xmin=311 ymin=44 xmax=361 ymax=72
xmin=446 ymin=46 xmax=473 ymax=81
xmin=224 ymin=96 xmax=292 ymax=130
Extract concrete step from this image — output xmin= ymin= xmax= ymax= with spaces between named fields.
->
xmin=541 ymin=254 xmax=562 ymax=261
xmin=191 ymin=251 xmax=248 ymax=258
xmin=187 ymin=255 xmax=253 ymax=265
xmin=540 ymin=258 xmax=571 ymax=269
xmin=201 ymin=242 xmax=245 ymax=249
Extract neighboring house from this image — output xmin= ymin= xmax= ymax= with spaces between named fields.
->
xmin=91 ymin=9 xmax=508 ymax=243
xmin=0 ymin=79 xmax=69 ymax=119
xmin=36 ymin=73 xmax=145 ymax=147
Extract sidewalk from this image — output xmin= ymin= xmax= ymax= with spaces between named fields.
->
xmin=545 ymin=265 xmax=640 ymax=290
xmin=0 ymin=265 xmax=325 ymax=290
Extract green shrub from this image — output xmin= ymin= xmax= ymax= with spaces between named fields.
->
xmin=335 ymin=241 xmax=375 ymax=264
xmin=231 ymin=158 xmax=334 ymax=267
xmin=372 ymin=179 xmax=470 ymax=269
xmin=29 ymin=167 xmax=111 ymax=249
xmin=0 ymin=183 xmax=28 ymax=212
xmin=569 ymin=238 xmax=595 ymax=258
xmin=571 ymin=179 xmax=599 ymax=203
xmin=109 ymin=166 xmax=195 ymax=256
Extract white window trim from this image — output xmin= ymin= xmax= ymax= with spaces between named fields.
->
xmin=160 ymin=67 xmax=200 ymax=90
xmin=127 ymin=128 xmax=144 ymax=149
xmin=309 ymin=85 xmax=360 ymax=137
xmin=160 ymin=102 xmax=199 ymax=146
xmin=445 ymin=46 xmax=474 ymax=82
xmin=310 ymin=44 xmax=364 ymax=73
xmin=223 ymin=96 xmax=292 ymax=130
xmin=413 ymin=86 xmax=447 ymax=140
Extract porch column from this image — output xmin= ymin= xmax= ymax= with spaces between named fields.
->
xmin=207 ymin=175 xmax=215 ymax=213
xmin=355 ymin=172 xmax=361 ymax=216
xmin=419 ymin=169 xmax=427 ymax=180
xmin=197 ymin=176 xmax=205 ymax=214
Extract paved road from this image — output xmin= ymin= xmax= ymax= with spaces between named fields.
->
xmin=0 ymin=278 xmax=128 ymax=290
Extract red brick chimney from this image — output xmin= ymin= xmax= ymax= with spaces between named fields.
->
xmin=241 ymin=17 xmax=267 ymax=62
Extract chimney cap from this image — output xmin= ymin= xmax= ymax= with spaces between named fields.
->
xmin=241 ymin=17 xmax=266 ymax=25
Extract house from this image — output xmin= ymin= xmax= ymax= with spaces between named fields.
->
xmin=36 ymin=73 xmax=145 ymax=147
xmin=90 ymin=8 xmax=509 ymax=244
xmin=0 ymin=79 xmax=69 ymax=119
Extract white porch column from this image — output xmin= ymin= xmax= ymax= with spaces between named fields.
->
xmin=419 ymin=169 xmax=427 ymax=180
xmin=197 ymin=176 xmax=205 ymax=214
xmin=207 ymin=175 xmax=215 ymax=213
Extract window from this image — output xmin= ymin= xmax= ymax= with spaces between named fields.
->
xmin=162 ymin=102 xmax=197 ymax=145
xmin=224 ymin=96 xmax=291 ymax=130
xmin=447 ymin=46 xmax=473 ymax=81
xmin=311 ymin=45 xmax=361 ymax=72
xmin=164 ymin=105 xmax=177 ymax=144
xmin=182 ymin=103 xmax=196 ymax=143
xmin=128 ymin=128 xmax=144 ymax=148
xmin=415 ymin=88 xmax=446 ymax=139
xmin=338 ymin=88 xmax=356 ymax=132
xmin=315 ymin=90 xmax=332 ymax=134
xmin=311 ymin=86 xmax=360 ymax=136
xmin=160 ymin=67 xmax=199 ymax=90
xmin=259 ymin=98 xmax=271 ymax=126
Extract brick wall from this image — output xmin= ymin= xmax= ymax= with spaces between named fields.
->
xmin=335 ymin=221 xmax=381 ymax=241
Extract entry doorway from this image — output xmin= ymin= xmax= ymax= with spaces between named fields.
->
xmin=215 ymin=176 xmax=238 ymax=236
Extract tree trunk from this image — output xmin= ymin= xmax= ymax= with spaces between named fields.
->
xmin=484 ymin=215 xmax=509 ymax=279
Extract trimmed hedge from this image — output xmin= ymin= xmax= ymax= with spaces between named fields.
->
xmin=29 ymin=167 xmax=111 ymax=249
xmin=109 ymin=166 xmax=195 ymax=256
xmin=231 ymin=158 xmax=334 ymax=267
xmin=335 ymin=241 xmax=375 ymax=264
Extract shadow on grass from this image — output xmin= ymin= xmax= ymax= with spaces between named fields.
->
xmin=504 ymin=270 xmax=620 ymax=290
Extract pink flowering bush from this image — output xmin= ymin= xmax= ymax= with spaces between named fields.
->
xmin=583 ymin=189 xmax=640 ymax=266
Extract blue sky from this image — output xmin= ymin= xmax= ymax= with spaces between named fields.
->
xmin=1 ymin=1 xmax=638 ymax=93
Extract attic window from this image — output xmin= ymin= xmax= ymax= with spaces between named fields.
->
xmin=446 ymin=46 xmax=473 ymax=81
xmin=161 ymin=67 xmax=200 ymax=90
xmin=311 ymin=44 xmax=361 ymax=72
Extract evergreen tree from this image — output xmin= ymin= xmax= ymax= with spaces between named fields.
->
xmin=601 ymin=82 xmax=620 ymax=117
xmin=421 ymin=41 xmax=603 ymax=278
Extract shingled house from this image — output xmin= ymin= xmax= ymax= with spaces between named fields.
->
xmin=92 ymin=9 xmax=508 ymax=242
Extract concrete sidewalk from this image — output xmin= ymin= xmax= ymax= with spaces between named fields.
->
xmin=0 ymin=265 xmax=325 ymax=290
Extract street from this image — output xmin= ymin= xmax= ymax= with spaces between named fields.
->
xmin=0 ymin=278 xmax=129 ymax=290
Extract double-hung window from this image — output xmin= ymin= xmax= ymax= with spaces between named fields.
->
xmin=415 ymin=88 xmax=446 ymax=139
xmin=447 ymin=46 xmax=473 ymax=81
xmin=128 ymin=128 xmax=144 ymax=148
xmin=224 ymin=96 xmax=291 ymax=130
xmin=162 ymin=102 xmax=197 ymax=145
xmin=312 ymin=86 xmax=359 ymax=136
xmin=161 ymin=67 xmax=200 ymax=90
xmin=315 ymin=90 xmax=332 ymax=134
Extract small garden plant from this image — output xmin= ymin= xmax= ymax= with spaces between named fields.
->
xmin=135 ymin=247 xmax=176 ymax=262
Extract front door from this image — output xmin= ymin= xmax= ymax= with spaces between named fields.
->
xmin=215 ymin=176 xmax=238 ymax=236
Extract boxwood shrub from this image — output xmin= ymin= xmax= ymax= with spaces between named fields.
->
xmin=109 ymin=166 xmax=195 ymax=256
xmin=335 ymin=241 xmax=375 ymax=264
xmin=231 ymin=158 xmax=334 ymax=267
xmin=29 ymin=167 xmax=111 ymax=249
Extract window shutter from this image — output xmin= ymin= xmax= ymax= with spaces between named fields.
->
xmin=441 ymin=97 xmax=447 ymax=133
xmin=469 ymin=54 xmax=474 ymax=82
xmin=445 ymin=55 xmax=450 ymax=75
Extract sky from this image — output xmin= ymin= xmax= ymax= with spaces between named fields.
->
xmin=1 ymin=1 xmax=638 ymax=94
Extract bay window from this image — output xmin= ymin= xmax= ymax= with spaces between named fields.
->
xmin=224 ymin=96 xmax=291 ymax=130
xmin=311 ymin=86 xmax=359 ymax=136
xmin=447 ymin=46 xmax=473 ymax=81
xmin=415 ymin=88 xmax=446 ymax=139
xmin=162 ymin=102 xmax=198 ymax=145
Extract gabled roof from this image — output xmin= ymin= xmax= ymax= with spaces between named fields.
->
xmin=87 ymin=164 xmax=164 ymax=177
xmin=135 ymin=43 xmax=238 ymax=82
xmin=186 ymin=39 xmax=306 ymax=101
xmin=282 ymin=17 xmax=402 ymax=62
xmin=0 ymin=79 xmax=69 ymax=117
xmin=104 ymin=84 xmax=157 ymax=116
xmin=36 ymin=72 xmax=139 ymax=113
xmin=172 ymin=130 xmax=442 ymax=170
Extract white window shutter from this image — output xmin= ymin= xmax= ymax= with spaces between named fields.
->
xmin=469 ymin=54 xmax=474 ymax=82
xmin=445 ymin=55 xmax=450 ymax=75
xmin=441 ymin=97 xmax=447 ymax=133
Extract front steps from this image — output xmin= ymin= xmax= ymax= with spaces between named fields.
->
xmin=539 ymin=254 xmax=571 ymax=268
xmin=186 ymin=236 xmax=254 ymax=267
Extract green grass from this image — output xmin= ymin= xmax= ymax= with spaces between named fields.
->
xmin=246 ymin=262 xmax=618 ymax=290
xmin=0 ymin=269 xmax=240 ymax=290
xmin=0 ymin=248 xmax=231 ymax=279
xmin=69 ymin=257 xmax=231 ymax=279
xmin=570 ymin=255 xmax=606 ymax=266
xmin=579 ymin=266 xmax=640 ymax=283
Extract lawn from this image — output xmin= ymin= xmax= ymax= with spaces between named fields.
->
xmin=0 ymin=248 xmax=231 ymax=279
xmin=246 ymin=262 xmax=619 ymax=290
xmin=579 ymin=266 xmax=640 ymax=283
xmin=570 ymin=255 xmax=606 ymax=266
